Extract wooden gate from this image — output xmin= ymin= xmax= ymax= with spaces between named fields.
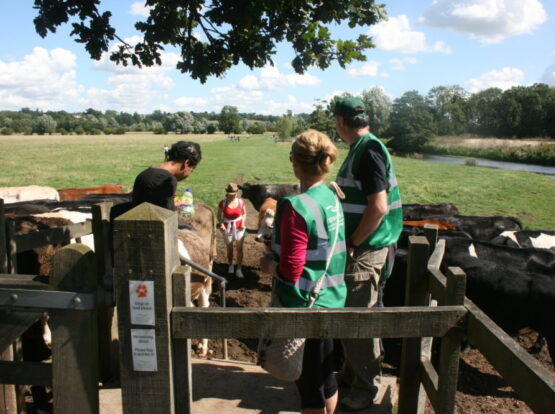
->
xmin=0 ymin=199 xmax=116 ymax=414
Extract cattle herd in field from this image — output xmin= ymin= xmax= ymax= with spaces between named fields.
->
xmin=1 ymin=183 xmax=555 ymax=389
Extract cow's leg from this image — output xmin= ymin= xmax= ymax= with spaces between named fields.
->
xmin=196 ymin=286 xmax=210 ymax=358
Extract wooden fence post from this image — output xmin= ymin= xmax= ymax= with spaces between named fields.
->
xmin=0 ymin=199 xmax=7 ymax=274
xmin=398 ymin=236 xmax=430 ymax=414
xmin=92 ymin=202 xmax=117 ymax=384
xmin=50 ymin=243 xmax=99 ymax=414
xmin=0 ymin=199 xmax=16 ymax=414
xmin=172 ymin=266 xmax=193 ymax=414
xmin=113 ymin=202 xmax=178 ymax=414
xmin=436 ymin=266 xmax=466 ymax=414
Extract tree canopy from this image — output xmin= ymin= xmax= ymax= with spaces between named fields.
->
xmin=33 ymin=0 xmax=386 ymax=83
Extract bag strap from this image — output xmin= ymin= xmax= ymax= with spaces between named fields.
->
xmin=306 ymin=183 xmax=342 ymax=308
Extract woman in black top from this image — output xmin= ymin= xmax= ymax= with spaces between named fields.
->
xmin=132 ymin=141 xmax=202 ymax=210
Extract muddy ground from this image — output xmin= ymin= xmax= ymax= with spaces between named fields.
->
xmin=203 ymin=200 xmax=554 ymax=414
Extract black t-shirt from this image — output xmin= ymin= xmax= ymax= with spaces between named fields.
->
xmin=355 ymin=139 xmax=389 ymax=196
xmin=132 ymin=167 xmax=177 ymax=211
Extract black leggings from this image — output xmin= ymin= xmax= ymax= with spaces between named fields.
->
xmin=295 ymin=338 xmax=338 ymax=409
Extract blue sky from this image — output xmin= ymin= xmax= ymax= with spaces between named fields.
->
xmin=1 ymin=0 xmax=554 ymax=115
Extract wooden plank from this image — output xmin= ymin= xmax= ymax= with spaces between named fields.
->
xmin=466 ymin=299 xmax=555 ymax=414
xmin=172 ymin=267 xmax=192 ymax=414
xmin=0 ymin=310 xmax=42 ymax=353
xmin=398 ymin=236 xmax=430 ymax=414
xmin=114 ymin=203 xmax=178 ymax=414
xmin=0 ymin=274 xmax=50 ymax=289
xmin=0 ymin=361 xmax=52 ymax=386
xmin=420 ymin=359 xmax=438 ymax=411
xmin=427 ymin=268 xmax=447 ymax=303
xmin=171 ymin=306 xmax=466 ymax=339
xmin=14 ymin=221 xmax=92 ymax=253
xmin=426 ymin=239 xmax=445 ymax=272
xmin=0 ymin=199 xmax=7 ymax=273
xmin=50 ymin=244 xmax=99 ymax=414
xmin=436 ymin=267 xmax=466 ymax=414
xmin=423 ymin=224 xmax=438 ymax=248
xmin=92 ymin=202 xmax=117 ymax=384
xmin=0 ymin=347 xmax=17 ymax=414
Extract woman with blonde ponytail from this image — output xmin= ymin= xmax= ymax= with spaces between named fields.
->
xmin=260 ymin=129 xmax=347 ymax=414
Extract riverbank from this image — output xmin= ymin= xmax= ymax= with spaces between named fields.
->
xmin=424 ymin=136 xmax=555 ymax=167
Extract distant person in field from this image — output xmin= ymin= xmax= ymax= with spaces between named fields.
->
xmin=217 ymin=182 xmax=247 ymax=278
xmin=132 ymin=140 xmax=202 ymax=211
xmin=260 ymin=129 xmax=347 ymax=414
xmin=333 ymin=97 xmax=402 ymax=411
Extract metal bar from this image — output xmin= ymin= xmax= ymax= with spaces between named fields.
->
xmin=0 ymin=288 xmax=95 ymax=310
xmin=179 ymin=257 xmax=227 ymax=285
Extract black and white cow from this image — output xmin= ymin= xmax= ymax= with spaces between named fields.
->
xmin=402 ymin=203 xmax=459 ymax=220
xmin=420 ymin=215 xmax=523 ymax=241
xmin=490 ymin=230 xmax=555 ymax=252
xmin=441 ymin=236 xmax=555 ymax=362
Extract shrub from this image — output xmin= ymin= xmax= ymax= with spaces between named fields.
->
xmin=1 ymin=127 xmax=13 ymax=135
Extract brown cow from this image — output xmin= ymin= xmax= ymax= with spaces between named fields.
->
xmin=57 ymin=184 xmax=123 ymax=201
xmin=255 ymin=197 xmax=277 ymax=245
xmin=176 ymin=202 xmax=217 ymax=357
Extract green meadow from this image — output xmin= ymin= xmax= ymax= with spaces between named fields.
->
xmin=1 ymin=133 xmax=554 ymax=229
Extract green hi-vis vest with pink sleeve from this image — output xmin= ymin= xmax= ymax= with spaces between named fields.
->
xmin=336 ymin=133 xmax=402 ymax=248
xmin=271 ymin=184 xmax=347 ymax=309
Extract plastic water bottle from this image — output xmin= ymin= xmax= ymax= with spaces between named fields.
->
xmin=180 ymin=188 xmax=194 ymax=220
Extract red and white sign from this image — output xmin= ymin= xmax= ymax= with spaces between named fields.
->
xmin=129 ymin=280 xmax=155 ymax=326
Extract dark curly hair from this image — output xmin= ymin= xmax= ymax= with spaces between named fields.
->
xmin=167 ymin=141 xmax=202 ymax=166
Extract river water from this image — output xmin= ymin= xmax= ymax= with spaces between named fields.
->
xmin=422 ymin=154 xmax=555 ymax=178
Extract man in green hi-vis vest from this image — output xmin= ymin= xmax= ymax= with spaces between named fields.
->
xmin=333 ymin=97 xmax=403 ymax=411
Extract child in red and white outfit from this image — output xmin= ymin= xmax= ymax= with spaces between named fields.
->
xmin=217 ymin=183 xmax=247 ymax=278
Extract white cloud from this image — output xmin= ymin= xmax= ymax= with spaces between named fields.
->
xmin=256 ymin=96 xmax=316 ymax=115
xmin=83 ymin=37 xmax=181 ymax=112
xmin=389 ymin=57 xmax=418 ymax=71
xmin=129 ymin=2 xmax=152 ymax=17
xmin=368 ymin=15 xmax=452 ymax=54
xmin=466 ymin=67 xmax=525 ymax=92
xmin=174 ymin=96 xmax=211 ymax=111
xmin=347 ymin=61 xmax=381 ymax=77
xmin=421 ymin=0 xmax=547 ymax=43
xmin=540 ymin=53 xmax=555 ymax=86
xmin=0 ymin=47 xmax=84 ymax=111
xmin=93 ymin=36 xmax=180 ymax=75
xmin=237 ymin=65 xmax=320 ymax=91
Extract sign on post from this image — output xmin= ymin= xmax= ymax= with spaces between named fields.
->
xmin=129 ymin=280 xmax=155 ymax=326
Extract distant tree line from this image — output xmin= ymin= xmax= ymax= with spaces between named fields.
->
xmin=0 ymin=106 xmax=280 ymax=136
xmin=1 ymin=84 xmax=554 ymax=152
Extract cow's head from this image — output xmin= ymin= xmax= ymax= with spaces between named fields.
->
xmin=255 ymin=208 xmax=275 ymax=245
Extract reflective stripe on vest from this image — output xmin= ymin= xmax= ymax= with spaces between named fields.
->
xmin=278 ymin=271 xmax=345 ymax=291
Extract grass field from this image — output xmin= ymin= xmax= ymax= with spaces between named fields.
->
xmin=1 ymin=133 xmax=554 ymax=229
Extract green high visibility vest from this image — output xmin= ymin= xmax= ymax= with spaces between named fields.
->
xmin=272 ymin=184 xmax=347 ymax=309
xmin=336 ymin=133 xmax=402 ymax=248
